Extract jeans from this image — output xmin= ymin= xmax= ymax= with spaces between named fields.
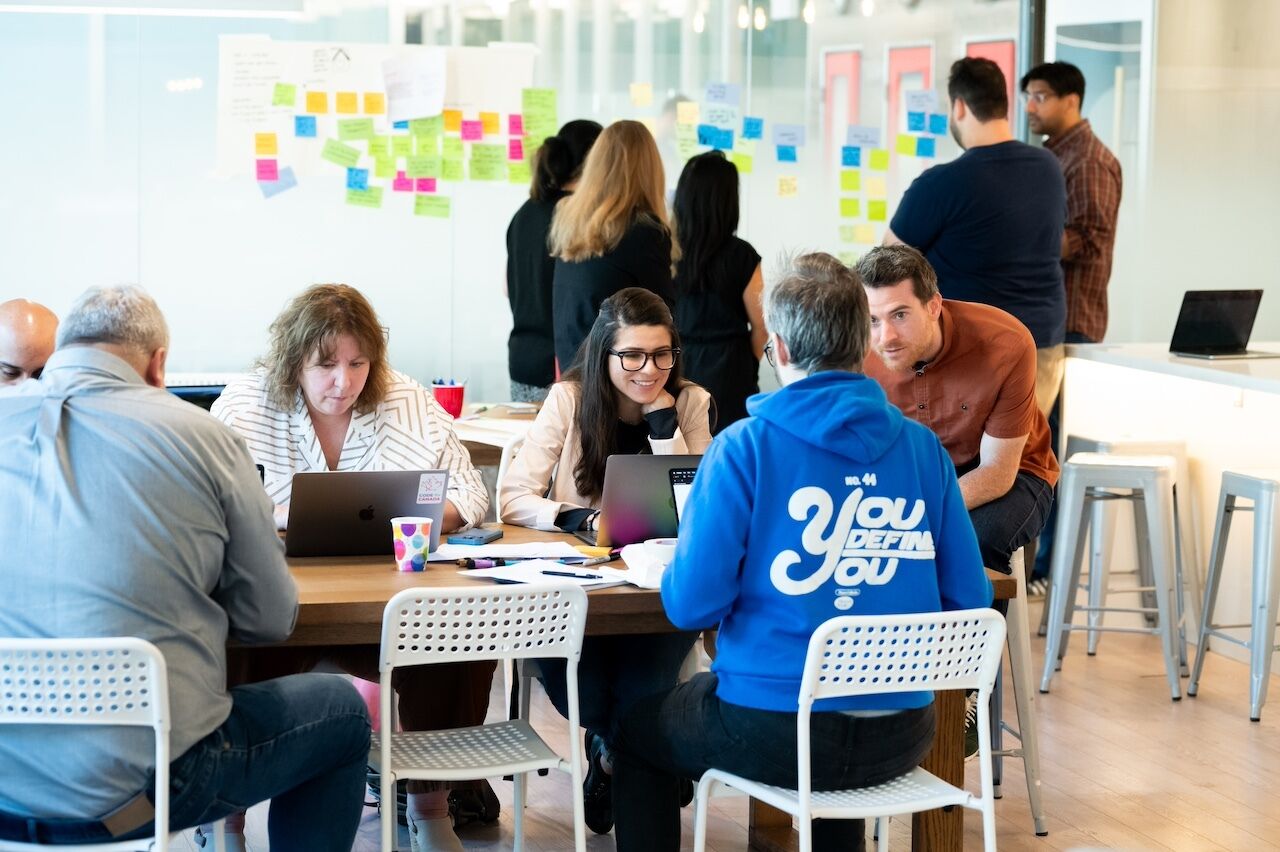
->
xmin=0 ymin=674 xmax=371 ymax=850
xmin=968 ymin=471 xmax=1055 ymax=575
xmin=610 ymin=673 xmax=936 ymax=852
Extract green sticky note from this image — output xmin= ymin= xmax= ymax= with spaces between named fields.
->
xmin=406 ymin=155 xmax=441 ymax=178
xmin=895 ymin=134 xmax=917 ymax=156
xmin=729 ymin=152 xmax=754 ymax=174
xmin=521 ymin=88 xmax=558 ymax=143
xmin=469 ymin=160 xmax=506 ymax=181
xmin=338 ymin=118 xmax=375 ymax=141
xmin=374 ymin=156 xmax=396 ymax=179
xmin=346 ymin=186 xmax=384 ymax=208
xmin=414 ymin=194 xmax=451 ymax=218
xmin=470 ymin=144 xmax=505 ymax=165
xmin=840 ymin=198 xmax=861 ymax=218
xmin=272 ymin=82 xmax=296 ymax=106
xmin=840 ymin=169 xmax=861 ymax=192
xmin=675 ymin=123 xmax=698 ymax=161
xmin=442 ymin=137 xmax=464 ymax=159
xmin=869 ymin=148 xmax=890 ymax=170
xmin=369 ymin=136 xmax=390 ymax=158
xmin=415 ymin=135 xmax=440 ymax=157
xmin=321 ymin=138 xmax=361 ymax=169
xmin=410 ymin=116 xmax=444 ymax=138
xmin=508 ymin=160 xmax=532 ymax=184
xmin=837 ymin=250 xmax=860 ymax=267
xmin=392 ymin=136 xmax=413 ymax=158
xmin=868 ymin=200 xmax=888 ymax=221
xmin=839 ymin=225 xmax=856 ymax=243
xmin=441 ymin=159 xmax=465 ymax=181
xmin=733 ymin=138 xmax=757 ymax=157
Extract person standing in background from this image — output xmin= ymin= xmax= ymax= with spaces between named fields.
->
xmin=0 ymin=298 xmax=58 ymax=386
xmin=671 ymin=151 xmax=766 ymax=432
xmin=505 ymin=119 xmax=603 ymax=402
xmin=550 ymin=120 xmax=677 ymax=370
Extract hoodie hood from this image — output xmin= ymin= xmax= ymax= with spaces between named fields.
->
xmin=747 ymin=371 xmax=903 ymax=463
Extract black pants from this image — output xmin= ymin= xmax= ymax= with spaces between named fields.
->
xmin=610 ymin=672 xmax=936 ymax=852
xmin=968 ymin=471 xmax=1054 ymax=575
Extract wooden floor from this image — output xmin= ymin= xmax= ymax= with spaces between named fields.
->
xmin=176 ymin=595 xmax=1280 ymax=851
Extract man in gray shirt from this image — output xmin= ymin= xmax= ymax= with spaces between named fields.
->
xmin=0 ymin=286 xmax=370 ymax=850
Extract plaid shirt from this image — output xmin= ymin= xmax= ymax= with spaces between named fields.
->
xmin=1045 ymin=120 xmax=1122 ymax=342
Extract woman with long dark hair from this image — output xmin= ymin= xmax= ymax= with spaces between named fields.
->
xmin=505 ymin=119 xmax=603 ymax=402
xmin=672 ymin=151 xmax=766 ymax=432
xmin=498 ymin=287 xmax=710 ymax=835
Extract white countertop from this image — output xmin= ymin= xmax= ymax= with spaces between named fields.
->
xmin=1066 ymin=343 xmax=1280 ymax=394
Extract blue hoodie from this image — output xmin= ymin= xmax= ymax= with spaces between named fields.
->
xmin=661 ymin=371 xmax=993 ymax=712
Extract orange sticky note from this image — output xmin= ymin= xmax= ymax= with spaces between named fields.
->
xmin=336 ymin=92 xmax=358 ymax=114
xmin=363 ymin=92 xmax=386 ymax=114
xmin=480 ymin=112 xmax=500 ymax=135
xmin=443 ymin=110 xmax=463 ymax=132
xmin=676 ymin=101 xmax=699 ymax=125
xmin=305 ymin=91 xmax=328 ymax=114
xmin=777 ymin=175 xmax=798 ymax=198
xmin=254 ymin=132 xmax=278 ymax=155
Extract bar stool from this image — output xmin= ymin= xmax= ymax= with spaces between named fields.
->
xmin=1188 ymin=471 xmax=1280 ymax=721
xmin=1040 ymin=453 xmax=1188 ymax=700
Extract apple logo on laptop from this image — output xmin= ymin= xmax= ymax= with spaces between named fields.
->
xmin=358 ymin=505 xmax=376 ymax=521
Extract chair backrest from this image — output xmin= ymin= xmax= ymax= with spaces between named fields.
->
xmin=380 ymin=583 xmax=588 ymax=672
xmin=800 ymin=608 xmax=1006 ymax=707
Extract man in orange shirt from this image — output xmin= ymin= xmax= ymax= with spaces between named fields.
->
xmin=857 ymin=245 xmax=1059 ymax=576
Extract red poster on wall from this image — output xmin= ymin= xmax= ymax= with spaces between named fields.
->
xmin=966 ymin=39 xmax=1018 ymax=122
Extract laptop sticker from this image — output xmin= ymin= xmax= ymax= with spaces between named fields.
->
xmin=417 ymin=472 xmax=447 ymax=505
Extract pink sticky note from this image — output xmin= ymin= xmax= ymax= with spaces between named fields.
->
xmin=460 ymin=120 xmax=483 ymax=141
xmin=508 ymin=114 xmax=524 ymax=136
xmin=393 ymin=170 xmax=414 ymax=192
xmin=508 ymin=139 xmax=524 ymax=161
xmin=416 ymin=178 xmax=437 ymax=193
xmin=255 ymin=158 xmax=279 ymax=181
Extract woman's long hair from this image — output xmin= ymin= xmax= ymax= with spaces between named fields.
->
xmin=548 ymin=120 xmax=675 ymax=264
xmin=530 ymin=119 xmax=603 ymax=202
xmin=562 ymin=288 xmax=688 ymax=501
xmin=673 ymin=151 xmax=740 ymax=295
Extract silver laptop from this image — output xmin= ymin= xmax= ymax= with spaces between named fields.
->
xmin=285 ymin=470 xmax=449 ymax=557
xmin=1169 ymin=290 xmax=1280 ymax=360
xmin=574 ymin=455 xmax=701 ymax=548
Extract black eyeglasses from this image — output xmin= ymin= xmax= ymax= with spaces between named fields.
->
xmin=763 ymin=340 xmax=776 ymax=367
xmin=608 ymin=348 xmax=680 ymax=371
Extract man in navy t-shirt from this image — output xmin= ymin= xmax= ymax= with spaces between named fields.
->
xmin=886 ymin=57 xmax=1067 ymax=415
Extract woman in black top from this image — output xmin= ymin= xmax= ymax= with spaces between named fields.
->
xmin=550 ymin=120 xmax=677 ymax=370
xmin=672 ymin=151 xmax=767 ymax=432
xmin=505 ymin=119 xmax=602 ymax=402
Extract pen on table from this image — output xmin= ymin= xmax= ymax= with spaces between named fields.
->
xmin=578 ymin=553 xmax=619 ymax=567
xmin=541 ymin=569 xmax=602 ymax=580
xmin=457 ymin=558 xmax=507 ymax=569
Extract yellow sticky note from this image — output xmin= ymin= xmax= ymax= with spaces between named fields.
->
xmin=896 ymin=134 xmax=917 ymax=156
xmin=254 ymin=133 xmax=278 ymax=156
xmin=335 ymin=92 xmax=358 ymax=114
xmin=777 ymin=176 xmax=798 ymax=198
xmin=868 ymin=200 xmax=888 ymax=222
xmin=729 ymin=152 xmax=753 ymax=174
xmin=373 ymin=156 xmax=396 ymax=179
xmin=869 ymin=148 xmax=890 ymax=170
xmin=866 ymin=176 xmax=888 ymax=199
xmin=414 ymin=194 xmax=451 ymax=218
xmin=363 ymin=92 xmax=386 ymax=114
xmin=733 ymin=138 xmax=757 ymax=157
xmin=840 ymin=198 xmax=861 ymax=218
xmin=480 ymin=112 xmax=501 ymax=135
xmin=392 ymin=136 xmax=413 ymax=158
xmin=443 ymin=110 xmax=463 ymax=132
xmin=630 ymin=82 xmax=653 ymax=108
xmin=840 ymin=169 xmax=861 ymax=192
xmin=305 ymin=91 xmax=328 ymax=114
xmin=676 ymin=101 xmax=699 ymax=125
xmin=839 ymin=225 xmax=856 ymax=243
xmin=854 ymin=225 xmax=877 ymax=244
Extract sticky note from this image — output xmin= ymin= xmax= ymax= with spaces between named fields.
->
xmin=363 ymin=92 xmax=386 ymax=114
xmin=840 ymin=169 xmax=861 ymax=192
xmin=346 ymin=186 xmax=383 ymax=208
xmin=416 ymin=178 xmax=437 ymax=193
xmin=414 ymin=195 xmax=451 ymax=218
xmin=846 ymin=125 xmax=880 ymax=147
xmin=441 ymin=159 xmax=465 ymax=181
xmin=470 ymin=144 xmax=505 ymax=164
xmin=703 ymin=105 xmax=736 ymax=129
xmin=442 ymin=137 xmax=464 ymax=159
xmin=929 ymin=113 xmax=948 ymax=135
xmin=868 ymin=200 xmax=888 ymax=222
xmin=869 ymin=148 xmax=890 ymax=170
xmin=675 ymin=124 xmax=698 ymax=161
xmin=272 ymin=83 xmax=296 ymax=107
xmin=630 ymin=82 xmax=653 ymax=107
xmin=729 ymin=152 xmax=753 ymax=174
xmin=907 ymin=111 xmax=926 ymax=132
xmin=705 ymin=82 xmax=741 ymax=107
xmin=837 ymin=250 xmax=859 ymax=267
xmin=443 ymin=110 xmax=463 ymax=132
xmin=321 ymin=139 xmax=360 ymax=168
xmin=916 ymin=137 xmax=936 ymax=158
xmin=338 ymin=119 xmax=374 ymax=141
xmin=896 ymin=134 xmax=917 ymax=156
xmin=373 ymin=156 xmax=396 ymax=179
xmin=713 ymin=128 xmax=734 ymax=150
xmin=733 ymin=138 xmax=757 ymax=157
xmin=772 ymin=124 xmax=806 ymax=147
xmin=411 ymin=116 xmax=443 ymax=138
xmin=254 ymin=133 xmax=278 ymax=156
xmin=393 ymin=171 xmax=414 ymax=192
xmin=676 ymin=101 xmax=699 ymax=125
xmin=509 ymin=160 xmax=532 ymax=184
xmin=406 ymin=155 xmax=441 ymax=178
xmin=508 ymin=114 xmax=524 ymax=136
xmin=259 ymin=165 xmax=297 ymax=199
xmin=854 ymin=224 xmax=877 ymax=244
xmin=777 ymin=176 xmax=798 ymax=198
xmin=905 ymin=90 xmax=936 ymax=113
xmin=460 ymin=120 xmax=483 ymax=141
xmin=508 ymin=139 xmax=524 ymax=161
xmin=841 ymin=146 xmax=861 ymax=167
xmin=305 ymin=91 xmax=328 ymax=114
xmin=469 ymin=160 xmax=506 ymax=181
xmin=392 ymin=136 xmax=413 ymax=158
xmin=480 ymin=112 xmax=500 ymax=135
xmin=776 ymin=145 xmax=797 ymax=163
xmin=393 ymin=120 xmax=409 ymax=130
xmin=367 ymin=136 xmax=388 ymax=159
xmin=742 ymin=116 xmax=764 ymax=140
xmin=840 ymin=197 xmax=861 ymax=218
xmin=294 ymin=116 xmax=317 ymax=138
xmin=346 ymin=167 xmax=369 ymax=190
xmin=839 ymin=225 xmax=856 ymax=243
xmin=255 ymin=159 xmax=279 ymax=181
xmin=866 ymin=176 xmax=888 ymax=199
xmin=335 ymin=92 xmax=358 ymax=114
xmin=521 ymin=88 xmax=558 ymax=143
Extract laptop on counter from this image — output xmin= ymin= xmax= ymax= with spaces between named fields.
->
xmin=575 ymin=455 xmax=701 ymax=548
xmin=1169 ymin=290 xmax=1280 ymax=360
xmin=285 ymin=470 xmax=449 ymax=557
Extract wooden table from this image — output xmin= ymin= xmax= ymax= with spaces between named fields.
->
xmin=283 ymin=525 xmax=1015 ymax=851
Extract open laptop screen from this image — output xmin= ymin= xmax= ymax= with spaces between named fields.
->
xmin=1170 ymin=290 xmax=1262 ymax=354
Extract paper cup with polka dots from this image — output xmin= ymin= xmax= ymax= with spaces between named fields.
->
xmin=391 ymin=516 xmax=434 ymax=572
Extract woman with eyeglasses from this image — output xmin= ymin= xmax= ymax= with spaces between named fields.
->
xmin=499 ymin=287 xmax=710 ymax=835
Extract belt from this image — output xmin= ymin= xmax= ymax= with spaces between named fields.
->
xmin=0 ymin=790 xmax=155 ymax=844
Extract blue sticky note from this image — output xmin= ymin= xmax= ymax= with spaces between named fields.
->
xmin=712 ymin=128 xmax=734 ymax=150
xmin=294 ymin=115 xmax=317 ymax=138
xmin=916 ymin=137 xmax=937 ymax=158
xmin=346 ymin=167 xmax=369 ymax=190
xmin=841 ymin=146 xmax=861 ymax=167
xmin=742 ymin=116 xmax=764 ymax=140
xmin=697 ymin=124 xmax=718 ymax=146
xmin=259 ymin=166 xmax=297 ymax=199
xmin=393 ymin=120 xmax=409 ymax=130
xmin=907 ymin=111 xmax=926 ymax=132
xmin=776 ymin=145 xmax=797 ymax=163
xmin=928 ymin=113 xmax=948 ymax=135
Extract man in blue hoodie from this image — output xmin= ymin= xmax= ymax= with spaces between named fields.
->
xmin=608 ymin=252 xmax=994 ymax=852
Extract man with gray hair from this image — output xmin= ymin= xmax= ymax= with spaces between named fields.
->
xmin=0 ymin=298 xmax=59 ymax=385
xmin=0 ymin=285 xmax=371 ymax=850
xmin=607 ymin=253 xmax=992 ymax=852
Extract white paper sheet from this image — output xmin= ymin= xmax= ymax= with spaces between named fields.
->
xmin=381 ymin=49 xmax=447 ymax=123
xmin=458 ymin=559 xmax=626 ymax=589
xmin=428 ymin=542 xmax=587 ymax=562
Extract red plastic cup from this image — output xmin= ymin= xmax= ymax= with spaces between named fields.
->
xmin=432 ymin=383 xmax=465 ymax=419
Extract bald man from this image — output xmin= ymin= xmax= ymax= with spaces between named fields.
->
xmin=0 ymin=299 xmax=58 ymax=385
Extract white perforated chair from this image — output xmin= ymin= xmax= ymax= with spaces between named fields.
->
xmin=371 ymin=584 xmax=589 ymax=852
xmin=691 ymin=609 xmax=1006 ymax=852
xmin=0 ymin=638 xmax=170 ymax=852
